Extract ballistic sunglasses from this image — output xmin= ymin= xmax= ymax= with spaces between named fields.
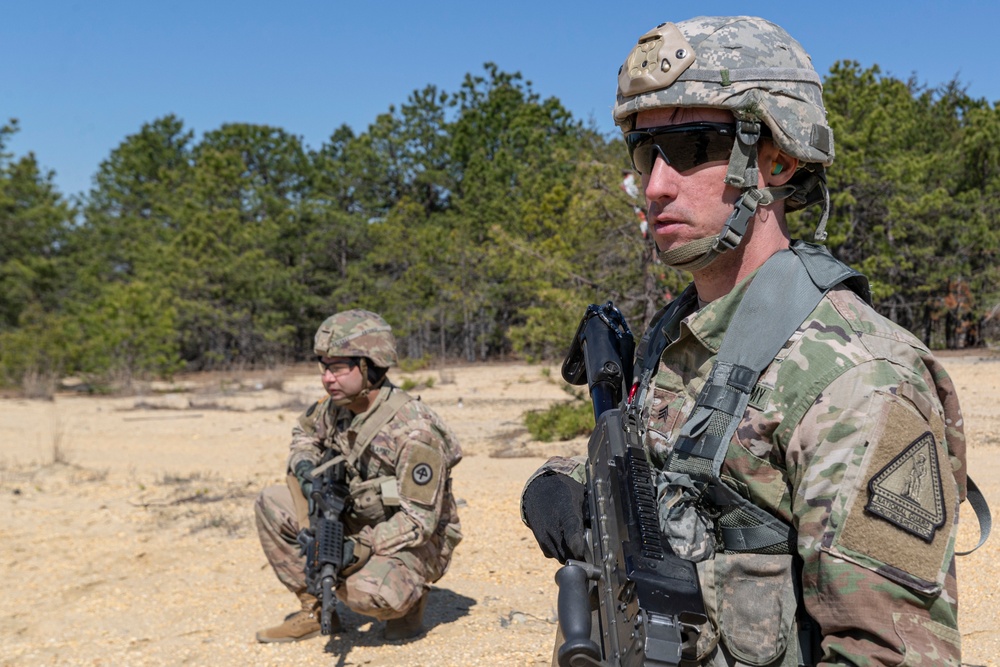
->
xmin=624 ymin=122 xmax=738 ymax=175
xmin=317 ymin=357 xmax=358 ymax=376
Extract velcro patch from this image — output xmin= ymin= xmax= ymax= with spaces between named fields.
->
xmin=833 ymin=391 xmax=956 ymax=592
xmin=399 ymin=443 xmax=443 ymax=506
xmin=748 ymin=383 xmax=773 ymax=411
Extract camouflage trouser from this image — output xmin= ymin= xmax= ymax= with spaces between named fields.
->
xmin=254 ymin=484 xmax=428 ymax=621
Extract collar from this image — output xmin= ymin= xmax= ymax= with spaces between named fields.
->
xmin=682 ymin=269 xmax=759 ymax=354
xmin=334 ymin=383 xmax=392 ymax=434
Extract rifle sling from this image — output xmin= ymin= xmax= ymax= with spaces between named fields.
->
xmin=957 ymin=476 xmax=992 ymax=555
xmin=345 ymin=388 xmax=414 ymax=475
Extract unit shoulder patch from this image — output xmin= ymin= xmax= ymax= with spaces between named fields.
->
xmin=412 ymin=462 xmax=434 ymax=486
xmin=829 ymin=389 xmax=957 ymax=593
xmin=865 ymin=431 xmax=946 ymax=543
xmin=399 ymin=442 xmax=443 ymax=506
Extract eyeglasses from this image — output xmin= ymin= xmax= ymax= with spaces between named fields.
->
xmin=317 ymin=358 xmax=357 ymax=376
xmin=624 ymin=122 xmax=737 ymax=175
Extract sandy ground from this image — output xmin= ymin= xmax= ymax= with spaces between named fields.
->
xmin=1 ymin=356 xmax=998 ymax=667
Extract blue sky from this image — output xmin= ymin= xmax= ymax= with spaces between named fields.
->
xmin=4 ymin=0 xmax=999 ymax=199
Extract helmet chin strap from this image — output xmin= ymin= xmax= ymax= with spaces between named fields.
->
xmin=658 ymin=235 xmax=722 ymax=272
xmin=659 ymin=117 xmax=796 ymax=272
xmin=658 ymin=185 xmax=795 ymax=271
xmin=330 ymin=358 xmax=372 ymax=407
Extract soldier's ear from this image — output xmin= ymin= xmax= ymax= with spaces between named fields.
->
xmin=366 ymin=361 xmax=388 ymax=385
xmin=766 ymin=152 xmax=798 ymax=186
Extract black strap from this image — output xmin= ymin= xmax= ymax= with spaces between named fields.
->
xmin=957 ymin=476 xmax=992 ymax=555
xmin=638 ymin=285 xmax=699 ymax=378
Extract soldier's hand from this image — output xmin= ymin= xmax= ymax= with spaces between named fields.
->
xmin=522 ymin=474 xmax=587 ymax=563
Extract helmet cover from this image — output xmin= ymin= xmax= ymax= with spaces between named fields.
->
xmin=314 ymin=309 xmax=398 ymax=368
xmin=615 ymin=16 xmax=835 ymax=214
xmin=614 ymin=16 xmax=833 ymax=167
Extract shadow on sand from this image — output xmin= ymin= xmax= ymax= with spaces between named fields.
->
xmin=322 ymin=586 xmax=477 ymax=663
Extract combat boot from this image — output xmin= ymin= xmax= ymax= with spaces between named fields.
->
xmin=256 ymin=592 xmax=339 ymax=643
xmin=384 ymin=592 xmax=428 ymax=640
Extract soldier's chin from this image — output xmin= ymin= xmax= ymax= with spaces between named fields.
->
xmin=330 ymin=394 xmax=354 ymax=407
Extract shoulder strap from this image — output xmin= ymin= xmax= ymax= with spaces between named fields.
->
xmin=673 ymin=248 xmax=840 ymax=472
xmin=346 ymin=388 xmax=414 ymax=472
xmin=668 ymin=246 xmax=857 ymax=553
xmin=789 ymin=240 xmax=872 ymax=305
xmin=667 ymin=245 xmax=994 ymax=555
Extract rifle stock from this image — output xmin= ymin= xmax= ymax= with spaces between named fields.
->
xmin=555 ymin=303 xmax=708 ymax=667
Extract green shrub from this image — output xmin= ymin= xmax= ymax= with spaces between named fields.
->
xmin=398 ymin=355 xmax=431 ymax=372
xmin=0 ymin=281 xmax=183 ymax=391
xmin=524 ymin=400 xmax=594 ymax=442
xmin=398 ymin=374 xmax=435 ymax=391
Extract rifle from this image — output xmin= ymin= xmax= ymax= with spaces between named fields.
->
xmin=289 ymin=455 xmax=355 ymax=636
xmin=555 ymin=301 xmax=708 ymax=667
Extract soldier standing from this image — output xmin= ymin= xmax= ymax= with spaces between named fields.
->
xmin=522 ymin=16 xmax=974 ymax=666
xmin=255 ymin=309 xmax=462 ymax=643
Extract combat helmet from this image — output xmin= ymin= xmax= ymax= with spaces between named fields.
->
xmin=314 ymin=309 xmax=398 ymax=369
xmin=614 ymin=16 xmax=835 ymax=270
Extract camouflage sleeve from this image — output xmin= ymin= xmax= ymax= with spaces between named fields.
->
xmin=518 ymin=455 xmax=588 ymax=525
xmin=784 ymin=361 xmax=961 ymax=666
xmin=287 ymin=398 xmax=328 ymax=473
xmin=369 ymin=406 xmax=461 ymax=555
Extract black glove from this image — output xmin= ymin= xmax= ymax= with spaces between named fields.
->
xmin=294 ymin=461 xmax=316 ymax=503
xmin=522 ymin=473 xmax=587 ymax=563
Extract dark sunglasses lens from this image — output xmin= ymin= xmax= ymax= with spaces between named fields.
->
xmin=628 ymin=126 xmax=734 ymax=174
xmin=318 ymin=358 xmax=355 ymax=374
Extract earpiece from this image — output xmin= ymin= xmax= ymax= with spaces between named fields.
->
xmin=771 ymin=163 xmax=783 ymax=175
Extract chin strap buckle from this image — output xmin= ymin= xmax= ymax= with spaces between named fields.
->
xmin=716 ymin=189 xmax=764 ymax=251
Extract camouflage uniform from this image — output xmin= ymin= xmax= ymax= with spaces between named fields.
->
xmin=527 ymin=270 xmax=966 ymax=665
xmin=256 ymin=385 xmax=462 ymax=620
xmin=256 ymin=312 xmax=462 ymax=623
xmin=523 ymin=16 xmax=971 ymax=665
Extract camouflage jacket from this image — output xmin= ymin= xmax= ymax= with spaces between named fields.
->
xmin=527 ymin=269 xmax=966 ymax=666
xmin=289 ymin=384 xmax=462 ymax=561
